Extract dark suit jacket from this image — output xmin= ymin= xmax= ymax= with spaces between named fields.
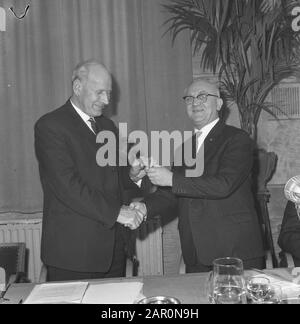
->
xmin=278 ymin=201 xmax=300 ymax=266
xmin=145 ymin=121 xmax=264 ymax=265
xmin=34 ymin=100 xmax=138 ymax=272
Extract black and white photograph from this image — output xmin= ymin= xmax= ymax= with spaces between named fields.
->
xmin=0 ymin=0 xmax=300 ymax=309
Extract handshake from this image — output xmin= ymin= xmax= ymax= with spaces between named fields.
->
xmin=116 ymin=202 xmax=147 ymax=230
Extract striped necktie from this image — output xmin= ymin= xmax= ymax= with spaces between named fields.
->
xmin=88 ymin=117 xmax=98 ymax=134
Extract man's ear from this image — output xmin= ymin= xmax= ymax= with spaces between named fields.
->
xmin=217 ymin=98 xmax=223 ymax=111
xmin=73 ymin=79 xmax=82 ymax=96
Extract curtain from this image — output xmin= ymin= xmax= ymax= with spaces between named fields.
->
xmin=0 ymin=0 xmax=192 ymax=213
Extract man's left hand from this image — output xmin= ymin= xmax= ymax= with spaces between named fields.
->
xmin=129 ymin=158 xmax=147 ymax=183
xmin=147 ymin=167 xmax=173 ymax=187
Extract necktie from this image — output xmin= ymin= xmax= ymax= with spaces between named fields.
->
xmin=88 ymin=117 xmax=98 ymax=134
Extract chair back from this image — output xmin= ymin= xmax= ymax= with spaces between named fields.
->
xmin=252 ymin=149 xmax=278 ymax=268
xmin=0 ymin=242 xmax=27 ymax=284
xmin=278 ymin=250 xmax=296 ymax=268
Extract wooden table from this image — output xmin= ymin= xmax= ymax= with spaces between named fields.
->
xmin=1 ymin=268 xmax=298 ymax=304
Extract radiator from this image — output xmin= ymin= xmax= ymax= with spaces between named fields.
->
xmin=268 ymin=82 xmax=300 ymax=119
xmin=0 ymin=215 xmax=163 ymax=282
xmin=0 ymin=217 xmax=42 ymax=283
xmin=135 ymin=216 xmax=163 ymax=276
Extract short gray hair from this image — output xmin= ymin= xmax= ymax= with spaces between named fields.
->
xmin=72 ymin=59 xmax=104 ymax=83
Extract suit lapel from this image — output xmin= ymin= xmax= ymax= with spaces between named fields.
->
xmin=65 ymin=100 xmax=98 ymax=141
xmin=175 ymin=121 xmax=225 ymax=176
xmin=203 ymin=121 xmax=225 ymax=163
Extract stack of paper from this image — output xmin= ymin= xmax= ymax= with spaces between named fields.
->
xmin=24 ymin=281 xmax=89 ymax=304
xmin=82 ymin=281 xmax=144 ymax=304
xmin=24 ymin=280 xmax=144 ymax=304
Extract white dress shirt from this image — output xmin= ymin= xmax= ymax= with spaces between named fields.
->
xmin=195 ymin=118 xmax=219 ymax=152
xmin=70 ymin=100 xmax=96 ymax=134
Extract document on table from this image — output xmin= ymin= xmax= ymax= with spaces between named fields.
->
xmin=24 ymin=281 xmax=89 ymax=304
xmin=82 ymin=281 xmax=144 ymax=304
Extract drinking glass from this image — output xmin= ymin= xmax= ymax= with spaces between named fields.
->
xmin=260 ymin=284 xmax=282 ymax=304
xmin=206 ymin=271 xmax=215 ymax=304
xmin=212 ymin=257 xmax=247 ymax=304
xmin=246 ymin=276 xmax=271 ymax=304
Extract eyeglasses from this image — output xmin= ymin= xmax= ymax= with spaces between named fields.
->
xmin=183 ymin=93 xmax=219 ymax=105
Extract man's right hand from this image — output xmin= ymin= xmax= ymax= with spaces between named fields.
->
xmin=116 ymin=205 xmax=144 ymax=230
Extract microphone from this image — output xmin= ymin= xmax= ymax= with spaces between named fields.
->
xmin=284 ymin=175 xmax=300 ymax=219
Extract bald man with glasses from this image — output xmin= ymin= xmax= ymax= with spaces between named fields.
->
xmin=132 ymin=78 xmax=265 ymax=273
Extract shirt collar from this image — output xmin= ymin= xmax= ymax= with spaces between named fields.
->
xmin=194 ymin=118 xmax=219 ymax=136
xmin=70 ymin=100 xmax=92 ymax=123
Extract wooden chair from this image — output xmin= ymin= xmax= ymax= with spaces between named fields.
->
xmin=252 ymin=149 xmax=279 ymax=268
xmin=125 ymin=229 xmax=139 ymax=277
xmin=0 ymin=242 xmax=28 ymax=285
xmin=278 ymin=250 xmax=295 ymax=268
xmin=277 ymin=224 xmax=297 ymax=268
xmin=39 ymin=263 xmax=47 ymax=283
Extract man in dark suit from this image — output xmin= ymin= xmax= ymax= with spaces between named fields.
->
xmin=34 ymin=60 xmax=144 ymax=281
xmin=131 ymin=78 xmax=265 ymax=273
xmin=278 ymin=201 xmax=300 ymax=266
